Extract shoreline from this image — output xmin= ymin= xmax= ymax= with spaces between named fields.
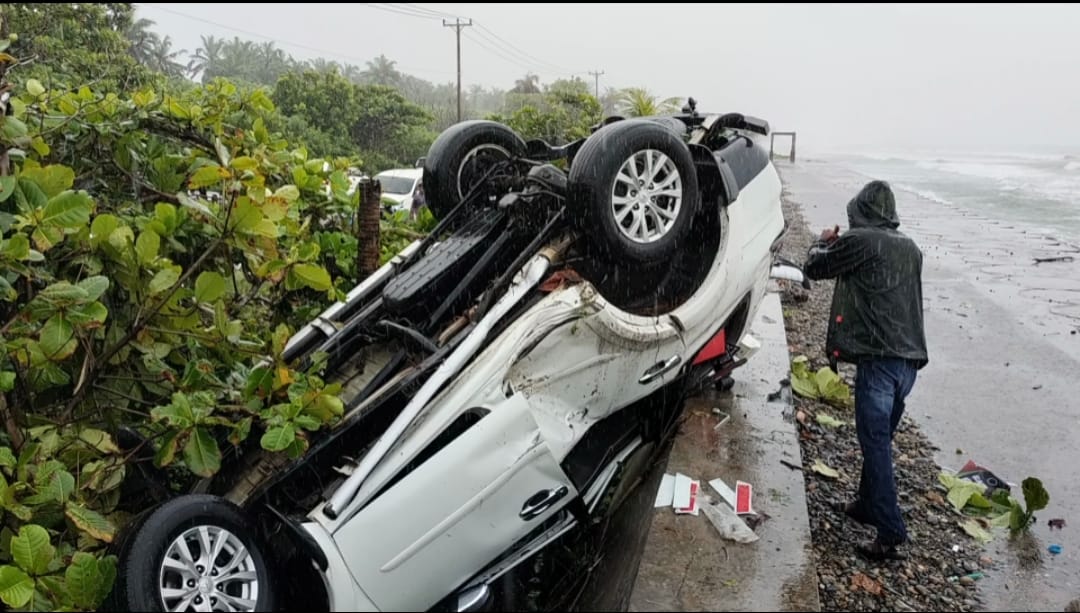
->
xmin=776 ymin=186 xmax=988 ymax=612
xmin=776 ymin=159 xmax=1080 ymax=612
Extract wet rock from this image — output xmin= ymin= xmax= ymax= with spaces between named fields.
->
xmin=963 ymin=560 xmax=979 ymax=573
xmin=959 ymin=576 xmax=976 ymax=587
xmin=1066 ymin=599 xmax=1080 ymax=613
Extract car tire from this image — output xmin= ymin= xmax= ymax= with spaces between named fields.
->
xmin=105 ymin=494 xmax=277 ymax=613
xmin=422 ymin=120 xmax=526 ymax=219
xmin=568 ymin=119 xmax=700 ymax=265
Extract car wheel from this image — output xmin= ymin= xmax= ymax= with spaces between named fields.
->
xmin=105 ymin=494 xmax=276 ymax=612
xmin=568 ymin=119 xmax=700 ymax=265
xmin=422 ymin=120 xmax=526 ymax=219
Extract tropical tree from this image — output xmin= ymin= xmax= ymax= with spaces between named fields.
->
xmin=187 ymin=34 xmax=222 ymax=81
xmin=511 ymin=72 xmax=541 ymax=94
xmin=362 ymin=54 xmax=401 ymax=87
xmin=616 ymin=87 xmax=682 ymax=117
xmin=125 ymin=17 xmax=159 ymax=65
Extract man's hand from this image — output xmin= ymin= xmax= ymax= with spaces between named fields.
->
xmin=820 ymin=225 xmax=840 ymax=243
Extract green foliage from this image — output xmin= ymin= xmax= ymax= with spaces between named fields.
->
xmin=3 ymin=3 xmax=154 ymax=92
xmin=273 ymin=70 xmax=434 ymax=167
xmin=790 ymin=356 xmax=852 ymax=408
xmin=615 ymin=87 xmax=683 ymax=117
xmin=938 ymin=473 xmax=1051 ymax=540
xmin=487 ymin=78 xmax=602 ymax=145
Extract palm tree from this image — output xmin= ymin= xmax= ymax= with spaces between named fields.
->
xmin=126 ymin=17 xmax=160 ymax=66
xmin=511 ymin=73 xmax=541 ymax=94
xmin=616 ymin=87 xmax=682 ymax=117
xmin=363 ymin=54 xmax=401 ymax=86
xmin=149 ymin=35 xmax=187 ymax=78
xmin=188 ymin=35 xmax=224 ymax=82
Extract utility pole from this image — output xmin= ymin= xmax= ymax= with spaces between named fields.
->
xmin=588 ymin=69 xmax=605 ymax=99
xmin=443 ymin=18 xmax=473 ymax=123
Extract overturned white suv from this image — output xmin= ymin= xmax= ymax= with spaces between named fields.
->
xmin=105 ymin=98 xmax=794 ymax=612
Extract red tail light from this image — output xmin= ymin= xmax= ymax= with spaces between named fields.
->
xmin=692 ymin=328 xmax=727 ymax=366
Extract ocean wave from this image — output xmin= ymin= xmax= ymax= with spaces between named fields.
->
xmin=894 ymin=183 xmax=952 ymax=205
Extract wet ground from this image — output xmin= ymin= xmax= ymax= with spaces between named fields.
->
xmin=779 ymin=159 xmax=1080 ymax=611
xmin=624 ymin=293 xmax=820 ymax=612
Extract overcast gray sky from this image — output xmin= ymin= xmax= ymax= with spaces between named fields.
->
xmin=137 ymin=3 xmax=1080 ymax=153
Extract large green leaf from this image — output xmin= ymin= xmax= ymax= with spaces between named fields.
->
xmin=135 ymin=230 xmax=160 ymax=265
xmin=149 ymin=266 xmax=181 ymax=295
xmin=245 ymin=366 xmax=273 ymax=399
xmin=309 ymin=394 xmax=344 ymax=421
xmin=78 ymin=429 xmax=119 ymax=454
xmin=41 ymin=191 xmax=93 ymax=229
xmin=20 ymin=166 xmax=74 ymax=199
xmin=228 ymin=199 xmax=262 ymax=233
xmin=89 ymin=214 xmax=120 ymax=248
xmin=151 ymin=393 xmax=196 ymax=428
xmin=183 ymin=428 xmax=221 ymax=477
xmin=291 ymin=263 xmax=332 ymax=291
xmin=260 ymin=424 xmax=296 ymax=452
xmin=194 ymin=271 xmax=226 ymax=303
xmin=11 ymin=525 xmax=53 ymax=576
xmin=76 ymin=276 xmax=109 ymax=301
xmin=1022 ymin=477 xmax=1049 ymax=513
xmin=188 ymin=165 xmax=229 ymax=189
xmin=39 ymin=281 xmax=89 ymax=305
xmin=0 ymin=565 xmax=34 ymax=608
xmin=0 ymin=176 xmax=16 ymax=202
xmin=67 ymin=302 xmax=108 ymax=327
xmin=0 ymin=234 xmax=29 ymax=261
xmin=0 ymin=447 xmax=15 ymax=470
xmin=65 ymin=552 xmax=108 ymax=610
xmin=25 ymin=79 xmax=45 ymax=98
xmin=65 ymin=504 xmax=116 ymax=543
xmin=38 ymin=314 xmax=77 ymax=361
xmin=154 ymin=430 xmax=180 ymax=468
xmin=25 ymin=468 xmax=75 ymax=506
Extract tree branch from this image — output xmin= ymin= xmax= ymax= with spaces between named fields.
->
xmin=62 ymin=235 xmax=225 ymax=420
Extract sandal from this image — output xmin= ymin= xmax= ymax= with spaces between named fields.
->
xmin=832 ymin=500 xmax=876 ymax=527
xmin=856 ymin=538 xmax=908 ymax=561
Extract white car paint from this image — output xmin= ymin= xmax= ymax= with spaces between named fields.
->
xmin=298 ymin=159 xmax=785 ymax=611
xmin=374 ymin=168 xmax=423 ymax=212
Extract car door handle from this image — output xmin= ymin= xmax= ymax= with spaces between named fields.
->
xmin=520 ymin=486 xmax=569 ymax=521
xmin=639 ymin=355 xmax=683 ymax=384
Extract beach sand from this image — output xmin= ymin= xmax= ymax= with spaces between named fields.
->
xmin=778 ymin=158 xmax=1080 ymax=611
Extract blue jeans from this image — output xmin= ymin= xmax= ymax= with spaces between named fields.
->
xmin=854 ymin=358 xmax=918 ymax=546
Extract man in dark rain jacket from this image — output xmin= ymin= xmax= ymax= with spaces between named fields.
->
xmin=804 ymin=180 xmax=928 ymax=561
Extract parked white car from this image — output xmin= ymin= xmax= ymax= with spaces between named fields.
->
xmin=105 ymin=98 xmax=797 ymax=612
xmin=374 ymin=167 xmax=423 ymax=213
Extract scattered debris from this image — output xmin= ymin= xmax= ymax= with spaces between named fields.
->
xmin=1033 ymin=255 xmax=1075 ymax=265
xmin=654 ymin=473 xmax=675 ymax=508
xmin=961 ymin=519 xmax=993 ymax=544
xmin=978 ymin=555 xmax=994 ymax=568
xmin=956 ymin=448 xmax=964 ymax=455
xmin=1049 ymin=518 xmax=1067 ymax=530
xmin=1065 ymin=598 xmax=1080 ymax=612
xmin=708 ymin=478 xmax=738 ymax=510
xmin=816 ymin=413 xmax=848 ymax=428
xmin=780 ymin=459 xmax=804 ymax=472
xmin=791 ymin=355 xmax=852 ymax=407
xmin=701 ymin=496 xmax=759 ymax=544
xmin=850 ymin=571 xmax=884 ymax=596
xmin=811 ymin=459 xmax=840 ymax=479
xmin=796 ymin=409 xmax=808 ymax=425
xmin=735 ymin=480 xmax=754 ymax=515
xmin=673 ymin=473 xmax=700 ymax=515
xmin=1033 ymin=384 xmax=1043 ymax=390
xmin=1048 ymin=544 xmax=1063 ymax=555
xmin=743 ymin=511 xmax=771 ymax=531
xmin=712 ymin=409 xmax=731 ymax=430
xmin=964 ymin=572 xmax=984 ymax=582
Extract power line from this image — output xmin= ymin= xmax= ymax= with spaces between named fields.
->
xmin=473 ymin=22 xmax=579 ymax=75
xmin=359 ymin=3 xmax=442 ymax=21
xmin=463 ymin=32 xmax=552 ymax=75
xmin=136 ymin=3 xmax=454 ymax=77
xmin=393 ymin=3 xmax=463 ymax=20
